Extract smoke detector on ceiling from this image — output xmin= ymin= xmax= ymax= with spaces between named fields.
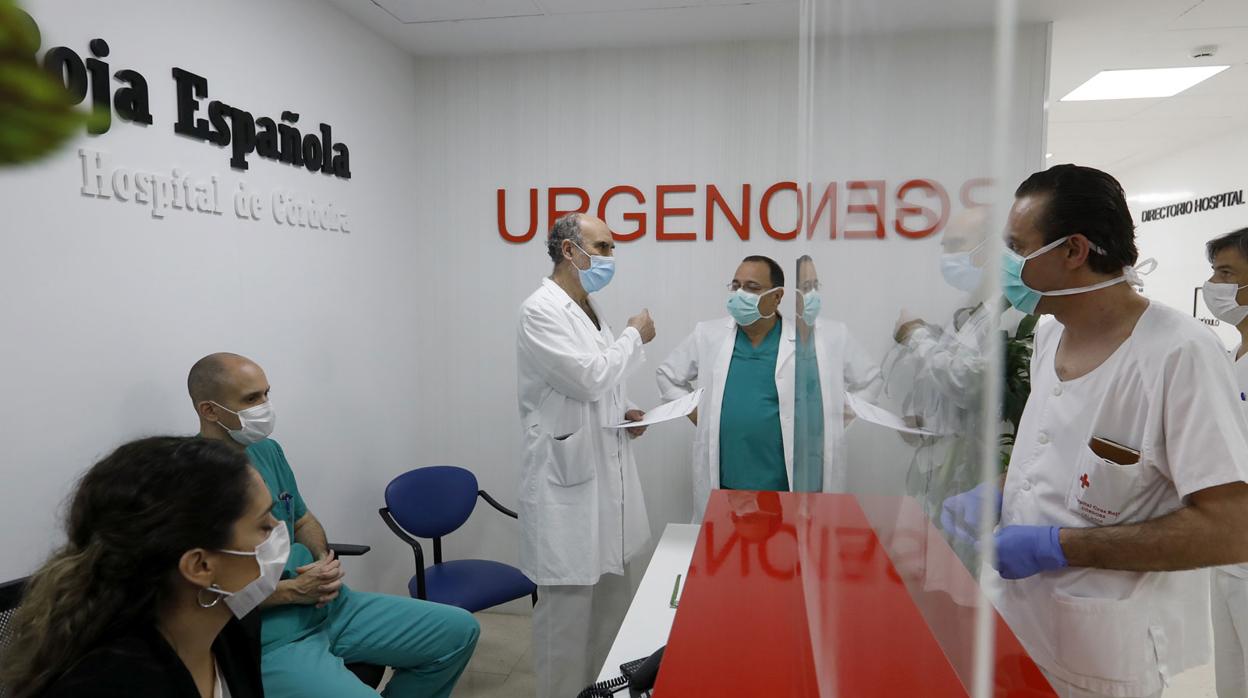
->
xmin=1191 ymin=45 xmax=1218 ymax=59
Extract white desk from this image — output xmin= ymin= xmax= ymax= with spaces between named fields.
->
xmin=596 ymin=523 xmax=700 ymax=683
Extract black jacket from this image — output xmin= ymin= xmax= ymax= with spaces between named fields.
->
xmin=41 ymin=617 xmax=263 ymax=698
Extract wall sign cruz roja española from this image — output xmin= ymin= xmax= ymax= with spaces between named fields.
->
xmin=171 ymin=68 xmax=350 ymax=180
xmin=26 ymin=12 xmax=351 ymax=180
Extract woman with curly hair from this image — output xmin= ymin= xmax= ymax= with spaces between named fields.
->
xmin=0 ymin=436 xmax=286 ymax=697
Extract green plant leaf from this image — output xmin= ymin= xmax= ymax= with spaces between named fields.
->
xmin=0 ymin=0 xmax=87 ymax=165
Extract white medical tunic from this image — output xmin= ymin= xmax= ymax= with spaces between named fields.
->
xmin=1222 ymin=345 xmax=1248 ymax=579
xmin=995 ymin=302 xmax=1248 ymax=697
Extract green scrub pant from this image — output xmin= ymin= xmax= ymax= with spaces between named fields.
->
xmin=260 ymin=588 xmax=480 ymax=698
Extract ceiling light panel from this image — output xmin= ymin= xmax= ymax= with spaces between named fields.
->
xmin=1061 ymin=66 xmax=1230 ymax=101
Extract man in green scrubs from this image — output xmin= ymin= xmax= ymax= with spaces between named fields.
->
xmin=659 ymin=256 xmax=802 ymax=518
xmin=719 ymin=257 xmax=788 ymax=491
xmin=187 ymin=353 xmax=479 ymax=698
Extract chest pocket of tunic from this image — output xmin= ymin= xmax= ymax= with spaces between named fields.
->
xmin=1066 ymin=444 xmax=1143 ymax=526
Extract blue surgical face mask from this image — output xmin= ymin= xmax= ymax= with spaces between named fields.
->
xmin=1002 ymin=235 xmax=1131 ymax=314
xmin=801 ymin=290 xmax=821 ymax=323
xmin=727 ymin=287 xmax=780 ymax=327
xmin=570 ymin=241 xmax=615 ymax=293
xmin=940 ymin=241 xmax=985 ymax=293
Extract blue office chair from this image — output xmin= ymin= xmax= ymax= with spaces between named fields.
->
xmin=379 ymin=466 xmax=537 ymax=611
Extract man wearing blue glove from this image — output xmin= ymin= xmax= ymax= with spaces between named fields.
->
xmin=942 ymin=483 xmax=1068 ymax=580
xmin=944 ymin=165 xmax=1248 ymax=698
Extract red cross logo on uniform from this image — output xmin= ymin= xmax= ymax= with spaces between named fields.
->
xmin=1080 ymin=473 xmax=1090 ymax=489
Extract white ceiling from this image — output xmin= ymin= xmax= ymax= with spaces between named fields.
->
xmin=1036 ymin=0 xmax=1248 ymax=175
xmin=323 ymin=0 xmax=798 ymax=56
xmin=323 ymin=0 xmax=1248 ymax=174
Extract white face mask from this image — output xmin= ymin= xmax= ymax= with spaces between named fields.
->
xmin=208 ymin=524 xmax=290 ymax=619
xmin=1203 ymin=281 xmax=1248 ymax=326
xmin=212 ymin=401 xmax=275 ymax=446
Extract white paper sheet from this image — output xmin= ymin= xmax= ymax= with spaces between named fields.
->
xmin=845 ymin=392 xmax=936 ymax=436
xmin=607 ymin=388 xmax=704 ymax=429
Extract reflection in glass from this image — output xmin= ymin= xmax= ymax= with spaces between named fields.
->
xmin=892 ymin=209 xmax=993 ymax=510
xmin=789 ymin=0 xmax=1046 ymax=689
xmin=793 ymin=255 xmax=882 ymax=494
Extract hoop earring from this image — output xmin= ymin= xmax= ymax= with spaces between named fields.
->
xmin=197 ymin=586 xmax=223 ymax=609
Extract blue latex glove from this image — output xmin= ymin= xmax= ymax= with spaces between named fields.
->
xmin=939 ymin=483 xmax=1003 ymax=545
xmin=993 ymin=525 xmax=1068 ymax=579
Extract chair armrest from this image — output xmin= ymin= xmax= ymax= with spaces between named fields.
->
xmin=378 ymin=508 xmax=425 ymax=565
xmin=328 ymin=543 xmax=371 ymax=557
xmin=478 ymin=490 xmax=518 ymax=519
xmin=379 ymin=507 xmax=428 ymax=599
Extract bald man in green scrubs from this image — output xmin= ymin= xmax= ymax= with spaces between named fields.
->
xmin=187 ymin=353 xmax=479 ymax=698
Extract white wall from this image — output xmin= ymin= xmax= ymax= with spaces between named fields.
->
xmin=0 ymin=3 xmax=1049 ymax=613
xmin=407 ymin=25 xmax=1049 ymax=594
xmin=1117 ymin=131 xmax=1248 ymax=349
xmin=0 ymin=0 xmax=423 ymax=592
xmin=405 ymin=42 xmax=801 ymax=604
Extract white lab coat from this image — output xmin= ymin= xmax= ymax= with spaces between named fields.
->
xmin=1220 ymin=345 xmax=1248 ymax=581
xmin=1211 ymin=346 xmax=1248 ymax=698
xmin=894 ymin=302 xmax=1023 ymax=521
xmin=896 ymin=303 xmax=1025 ymax=445
xmin=992 ymin=302 xmax=1248 ymax=697
xmin=899 ymin=303 xmax=1001 ymax=434
xmin=807 ymin=319 xmax=883 ymax=489
xmin=515 ymin=278 xmax=651 ymax=587
xmin=894 ymin=302 xmax=1017 ymax=606
xmin=656 ymin=316 xmax=880 ymax=522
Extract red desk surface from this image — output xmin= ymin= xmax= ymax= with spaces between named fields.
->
xmin=654 ymin=491 xmax=1056 ymax=697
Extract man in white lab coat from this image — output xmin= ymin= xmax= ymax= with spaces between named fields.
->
xmin=515 ymin=213 xmax=656 ymax=698
xmin=891 ymin=209 xmax=1019 ymax=610
xmin=942 ymin=165 xmax=1248 ymax=698
xmin=1201 ymin=226 xmax=1248 ymax=698
xmin=656 ymin=255 xmax=880 ymax=522
xmin=893 ymin=208 xmax=1025 ymax=520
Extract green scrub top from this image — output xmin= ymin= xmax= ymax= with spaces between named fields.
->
xmin=246 ymin=438 xmax=328 ymax=651
xmin=719 ymin=318 xmax=789 ymax=491
xmin=792 ymin=333 xmax=825 ymax=492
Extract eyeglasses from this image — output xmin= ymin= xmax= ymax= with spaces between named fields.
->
xmin=727 ymin=281 xmax=771 ymax=293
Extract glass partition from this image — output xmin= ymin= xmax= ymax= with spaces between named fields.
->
xmin=788 ymin=1 xmax=1048 ymax=695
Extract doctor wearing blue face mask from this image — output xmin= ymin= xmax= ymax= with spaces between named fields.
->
xmin=941 ymin=165 xmax=1248 ymax=698
xmin=892 ymin=209 xmax=1023 ymax=519
xmin=895 ymin=207 xmax=995 ymax=347
xmin=516 ymin=213 xmax=657 ymax=698
xmin=657 ymin=256 xmax=803 ymax=522
xmin=790 ymin=255 xmax=882 ymax=494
